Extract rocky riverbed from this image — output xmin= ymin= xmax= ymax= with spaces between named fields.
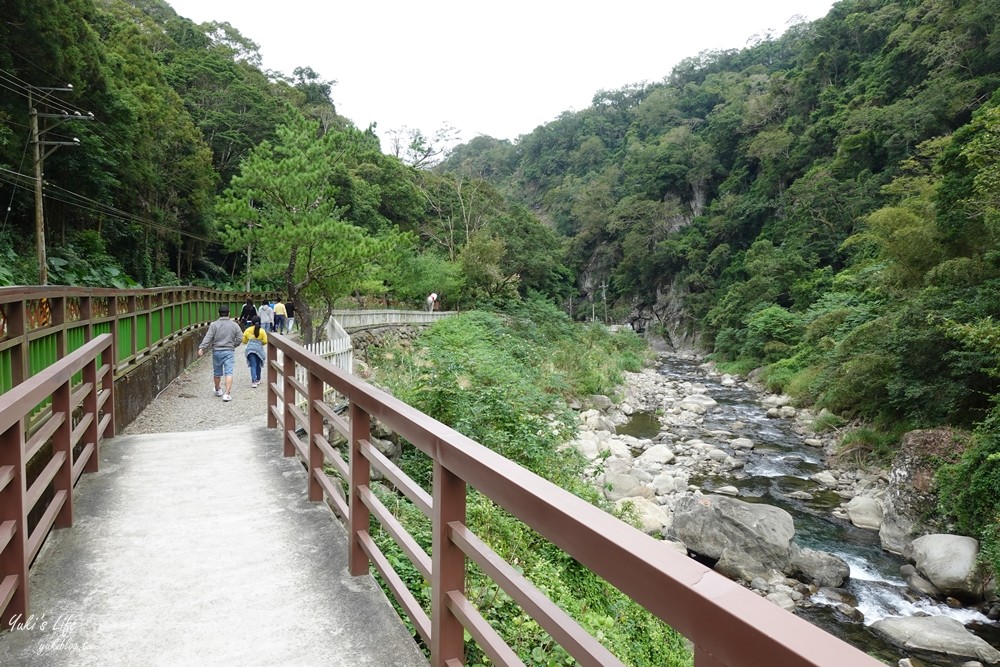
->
xmin=563 ymin=355 xmax=1000 ymax=667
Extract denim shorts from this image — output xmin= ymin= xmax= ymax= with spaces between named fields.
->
xmin=212 ymin=349 xmax=236 ymax=377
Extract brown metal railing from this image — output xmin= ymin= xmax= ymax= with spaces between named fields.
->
xmin=0 ymin=286 xmax=258 ymax=397
xmin=0 ymin=333 xmax=115 ymax=627
xmin=266 ymin=333 xmax=884 ymax=667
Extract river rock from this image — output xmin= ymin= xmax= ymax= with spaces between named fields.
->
xmin=900 ymin=564 xmax=941 ymax=597
xmin=650 ymin=471 xmax=688 ymax=495
xmin=810 ymin=471 xmax=839 ymax=488
xmin=730 ymin=437 xmax=754 ymax=450
xmin=587 ymin=394 xmax=615 ymax=411
xmin=786 ymin=545 xmax=850 ymax=588
xmin=598 ymin=470 xmax=646 ymax=501
xmin=635 ymin=444 xmax=675 ymax=468
xmin=761 ymin=394 xmax=792 ymax=408
xmin=616 ymin=496 xmax=672 ymax=535
xmin=846 ymin=496 xmax=884 ymax=530
xmin=765 ymin=591 xmax=797 ymax=612
xmin=905 ymin=534 xmax=991 ymax=602
xmin=872 ymin=616 xmax=1000 ymax=664
xmin=671 ymin=495 xmax=796 ymax=578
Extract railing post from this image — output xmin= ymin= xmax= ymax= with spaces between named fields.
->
xmin=348 ymin=401 xmax=370 ymax=576
xmin=282 ymin=349 xmax=295 ymax=457
xmin=108 ymin=294 xmax=120 ymax=371
xmin=431 ymin=462 xmax=466 ymax=666
xmin=267 ymin=349 xmax=278 ymax=429
xmin=307 ymin=370 xmax=323 ymax=502
xmin=0 ymin=420 xmax=28 ymax=627
xmin=52 ymin=376 xmax=73 ymax=528
xmin=83 ymin=351 xmax=101 ymax=470
xmin=9 ymin=300 xmax=25 ymax=388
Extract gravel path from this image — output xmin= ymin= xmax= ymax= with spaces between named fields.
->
xmin=121 ymin=351 xmax=269 ymax=436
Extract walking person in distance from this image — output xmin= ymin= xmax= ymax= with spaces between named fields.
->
xmin=242 ymin=315 xmax=268 ymax=389
xmin=197 ymin=305 xmax=243 ymax=402
xmin=273 ymin=298 xmax=287 ymax=334
xmin=238 ymin=297 xmax=256 ymax=328
xmin=258 ymin=300 xmax=274 ymax=332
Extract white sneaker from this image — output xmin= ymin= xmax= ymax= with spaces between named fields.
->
xmin=214 ymin=388 xmax=224 ymax=397
xmin=222 ymin=393 xmax=232 ymax=402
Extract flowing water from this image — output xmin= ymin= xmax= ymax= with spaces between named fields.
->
xmin=621 ymin=357 xmax=999 ymax=665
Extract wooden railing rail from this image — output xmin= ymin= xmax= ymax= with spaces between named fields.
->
xmin=0 ymin=333 xmax=115 ymax=628
xmin=266 ymin=333 xmax=883 ymax=667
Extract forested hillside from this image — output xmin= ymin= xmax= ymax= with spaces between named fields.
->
xmin=443 ymin=0 xmax=1000 ymax=427
xmin=0 ymin=0 xmax=566 ymax=334
xmin=440 ymin=0 xmax=1000 ymax=572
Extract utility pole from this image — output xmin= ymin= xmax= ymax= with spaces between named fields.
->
xmin=28 ymin=84 xmax=92 ymax=284
xmin=601 ymin=280 xmax=608 ymax=324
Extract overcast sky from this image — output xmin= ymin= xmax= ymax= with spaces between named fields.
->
xmin=166 ymin=1 xmax=838 ymax=147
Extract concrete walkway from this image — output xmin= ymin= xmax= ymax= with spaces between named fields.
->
xmin=0 ymin=425 xmax=427 ymax=667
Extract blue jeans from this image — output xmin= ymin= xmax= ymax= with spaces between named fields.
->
xmin=212 ymin=349 xmax=235 ymax=378
xmin=247 ymin=353 xmax=263 ymax=383
xmin=274 ymin=315 xmax=285 ymax=333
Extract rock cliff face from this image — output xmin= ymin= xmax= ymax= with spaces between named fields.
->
xmin=628 ymin=280 xmax=702 ymax=354
xmin=879 ymin=428 xmax=967 ymax=554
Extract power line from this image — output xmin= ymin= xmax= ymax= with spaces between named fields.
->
xmin=0 ymin=168 xmax=218 ymax=245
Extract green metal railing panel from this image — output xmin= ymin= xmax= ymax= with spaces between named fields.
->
xmin=137 ymin=314 xmax=149 ymax=349
xmin=93 ymin=322 xmax=112 ymax=338
xmin=151 ymin=310 xmax=162 ymax=341
xmin=29 ymin=333 xmax=58 ymax=377
xmin=66 ymin=326 xmax=87 ymax=355
xmin=67 ymin=326 xmax=88 ymax=385
xmin=0 ymin=349 xmax=11 ymax=395
xmin=117 ymin=319 xmax=133 ymax=362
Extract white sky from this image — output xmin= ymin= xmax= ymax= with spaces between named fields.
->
xmin=165 ymin=0 xmax=837 ymax=148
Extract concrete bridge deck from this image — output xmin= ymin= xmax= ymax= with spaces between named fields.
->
xmin=0 ymin=424 xmax=427 ymax=666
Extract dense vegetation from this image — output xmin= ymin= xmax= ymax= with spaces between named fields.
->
xmin=366 ymin=299 xmax=691 ymax=666
xmin=0 ymin=0 xmax=569 ymax=341
xmin=439 ymin=0 xmax=1000 ymax=576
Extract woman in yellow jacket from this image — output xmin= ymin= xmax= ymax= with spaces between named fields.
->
xmin=242 ymin=316 xmax=268 ymax=388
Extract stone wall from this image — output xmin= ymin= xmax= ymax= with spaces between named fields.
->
xmin=349 ymin=324 xmax=423 ymax=362
xmin=113 ymin=327 xmax=205 ymax=431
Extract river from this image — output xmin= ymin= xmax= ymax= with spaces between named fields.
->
xmin=618 ymin=357 xmax=999 ymax=665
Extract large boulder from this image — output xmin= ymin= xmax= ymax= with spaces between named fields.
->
xmin=616 ymin=496 xmax=672 ymax=535
xmin=786 ymin=545 xmax=850 ymax=588
xmin=845 ymin=496 xmax=884 ymax=530
xmin=671 ymin=495 xmax=796 ymax=577
xmin=905 ymin=534 xmax=992 ymax=602
xmin=880 ymin=428 xmax=968 ymax=554
xmin=872 ymin=616 xmax=1000 ymax=665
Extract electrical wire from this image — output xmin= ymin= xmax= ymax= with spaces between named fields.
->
xmin=0 ymin=169 xmax=219 ymax=245
xmin=1 ymin=135 xmax=31 ymax=231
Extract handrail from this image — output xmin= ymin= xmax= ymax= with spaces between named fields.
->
xmin=0 ymin=333 xmax=115 ymax=628
xmin=328 ymin=309 xmax=455 ymax=332
xmin=266 ymin=333 xmax=884 ymax=667
xmin=0 ymin=286 xmax=265 ymax=397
